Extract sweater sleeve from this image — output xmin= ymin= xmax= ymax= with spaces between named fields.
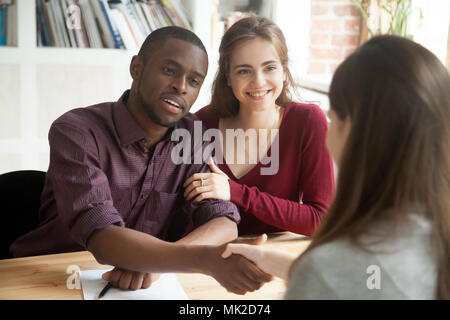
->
xmin=229 ymin=105 xmax=335 ymax=236
xmin=229 ymin=180 xmax=325 ymax=236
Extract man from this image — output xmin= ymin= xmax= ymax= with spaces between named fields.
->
xmin=10 ymin=27 xmax=271 ymax=295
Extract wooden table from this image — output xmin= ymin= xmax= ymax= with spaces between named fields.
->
xmin=0 ymin=233 xmax=310 ymax=300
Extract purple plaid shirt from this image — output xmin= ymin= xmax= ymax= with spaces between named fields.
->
xmin=10 ymin=91 xmax=240 ymax=257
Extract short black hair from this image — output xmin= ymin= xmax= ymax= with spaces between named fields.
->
xmin=138 ymin=26 xmax=207 ymax=62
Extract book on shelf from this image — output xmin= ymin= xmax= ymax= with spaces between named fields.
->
xmin=160 ymin=0 xmax=189 ymax=29
xmin=0 ymin=0 xmax=17 ymax=46
xmin=131 ymin=0 xmax=150 ymax=36
xmin=89 ymin=0 xmax=113 ymax=48
xmin=34 ymin=0 xmax=191 ymax=50
xmin=79 ymin=0 xmax=103 ymax=48
xmin=109 ymin=7 xmax=137 ymax=51
xmin=109 ymin=0 xmax=145 ymax=48
xmin=98 ymin=0 xmax=124 ymax=48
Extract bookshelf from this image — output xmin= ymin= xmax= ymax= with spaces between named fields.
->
xmin=0 ymin=0 xmax=311 ymax=174
xmin=0 ymin=0 xmax=195 ymax=174
xmin=0 ymin=0 xmax=17 ymax=46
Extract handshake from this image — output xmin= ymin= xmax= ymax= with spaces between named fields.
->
xmin=102 ymin=234 xmax=297 ymax=295
xmin=221 ymin=234 xmax=297 ymax=280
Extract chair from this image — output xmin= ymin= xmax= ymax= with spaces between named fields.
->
xmin=0 ymin=170 xmax=46 ymax=259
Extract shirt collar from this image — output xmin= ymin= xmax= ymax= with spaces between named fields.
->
xmin=113 ymin=90 xmax=186 ymax=147
xmin=113 ymin=90 xmax=148 ymax=146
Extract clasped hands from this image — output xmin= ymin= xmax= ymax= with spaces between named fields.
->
xmin=183 ymin=157 xmax=231 ymax=202
xmin=101 ymin=234 xmax=289 ymax=295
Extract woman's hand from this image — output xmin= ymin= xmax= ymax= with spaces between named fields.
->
xmin=221 ymin=242 xmax=297 ymax=281
xmin=200 ymin=243 xmax=273 ymax=295
xmin=183 ymin=158 xmax=231 ymax=202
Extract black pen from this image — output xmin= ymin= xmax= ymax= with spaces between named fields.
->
xmin=97 ymin=282 xmax=112 ymax=300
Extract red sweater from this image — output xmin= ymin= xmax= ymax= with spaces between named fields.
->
xmin=195 ymin=102 xmax=335 ymax=236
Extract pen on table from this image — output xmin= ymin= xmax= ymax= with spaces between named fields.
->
xmin=97 ymin=282 xmax=112 ymax=300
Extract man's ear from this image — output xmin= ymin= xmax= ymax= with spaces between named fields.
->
xmin=130 ymin=55 xmax=143 ymax=80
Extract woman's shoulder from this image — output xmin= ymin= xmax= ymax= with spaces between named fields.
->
xmin=288 ymin=214 xmax=436 ymax=299
xmin=298 ymin=213 xmax=434 ymax=266
xmin=194 ymin=105 xmax=219 ymax=129
xmin=280 ymin=102 xmax=328 ymax=137
xmin=283 ymin=102 xmax=328 ymax=127
xmin=297 ymin=238 xmax=356 ymax=266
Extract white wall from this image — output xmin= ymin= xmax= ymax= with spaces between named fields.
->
xmin=410 ymin=0 xmax=449 ymax=65
xmin=273 ymin=0 xmax=312 ymax=78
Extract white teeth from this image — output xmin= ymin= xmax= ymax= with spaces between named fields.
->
xmin=248 ymin=90 xmax=269 ymax=97
xmin=164 ymin=99 xmax=181 ymax=108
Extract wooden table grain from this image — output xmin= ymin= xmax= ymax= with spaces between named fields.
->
xmin=0 ymin=233 xmax=310 ymax=300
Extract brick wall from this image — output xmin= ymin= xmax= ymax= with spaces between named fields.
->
xmin=308 ymin=0 xmax=362 ymax=76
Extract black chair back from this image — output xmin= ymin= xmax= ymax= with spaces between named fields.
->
xmin=0 ymin=170 xmax=46 ymax=259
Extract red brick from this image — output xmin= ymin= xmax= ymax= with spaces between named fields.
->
xmin=308 ymin=62 xmax=327 ymax=74
xmin=311 ymin=4 xmax=328 ymax=16
xmin=333 ymin=4 xmax=360 ymax=16
xmin=311 ymin=18 xmax=343 ymax=33
xmin=345 ymin=18 xmax=361 ymax=33
xmin=310 ymin=47 xmax=342 ymax=60
xmin=310 ymin=33 xmax=330 ymax=45
xmin=331 ymin=34 xmax=360 ymax=46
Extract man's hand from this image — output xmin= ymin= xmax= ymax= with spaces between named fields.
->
xmin=102 ymin=267 xmax=160 ymax=290
xmin=220 ymin=240 xmax=297 ymax=280
xmin=201 ymin=244 xmax=273 ymax=295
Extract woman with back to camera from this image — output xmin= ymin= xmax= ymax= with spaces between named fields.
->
xmin=221 ymin=35 xmax=450 ymax=299
xmin=183 ymin=15 xmax=335 ymax=236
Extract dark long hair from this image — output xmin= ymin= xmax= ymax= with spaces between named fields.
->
xmin=295 ymin=35 xmax=450 ymax=299
xmin=210 ymin=15 xmax=296 ymax=117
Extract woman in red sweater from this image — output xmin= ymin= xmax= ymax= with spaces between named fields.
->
xmin=183 ymin=15 xmax=335 ymax=236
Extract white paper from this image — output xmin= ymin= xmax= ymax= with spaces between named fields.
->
xmin=80 ymin=269 xmax=188 ymax=300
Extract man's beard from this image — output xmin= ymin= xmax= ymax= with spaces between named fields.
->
xmin=137 ymin=89 xmax=177 ymax=128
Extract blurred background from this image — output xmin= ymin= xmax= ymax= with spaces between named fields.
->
xmin=0 ymin=0 xmax=448 ymax=173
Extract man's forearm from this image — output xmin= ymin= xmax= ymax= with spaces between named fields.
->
xmin=87 ymin=225 xmax=203 ymax=274
xmin=177 ymin=216 xmax=238 ymax=245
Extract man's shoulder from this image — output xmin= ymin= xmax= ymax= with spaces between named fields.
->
xmin=53 ymin=101 xmax=114 ymax=130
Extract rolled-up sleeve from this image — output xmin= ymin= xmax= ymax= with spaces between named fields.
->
xmin=182 ymin=163 xmax=240 ymax=227
xmin=48 ymin=122 xmax=125 ymax=248
xmin=189 ymin=198 xmax=240 ymax=227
